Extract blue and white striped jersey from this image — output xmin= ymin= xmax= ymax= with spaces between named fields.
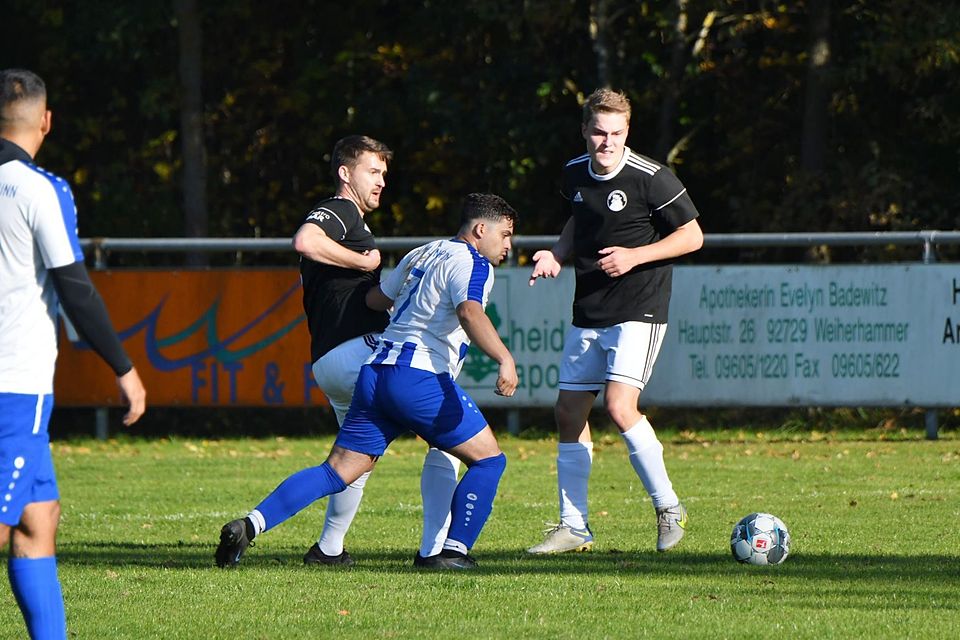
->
xmin=369 ymin=238 xmax=493 ymax=378
xmin=0 ymin=143 xmax=84 ymax=393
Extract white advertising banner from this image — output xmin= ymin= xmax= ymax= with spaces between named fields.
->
xmin=456 ymin=269 xmax=574 ymax=406
xmin=461 ymin=265 xmax=960 ymax=408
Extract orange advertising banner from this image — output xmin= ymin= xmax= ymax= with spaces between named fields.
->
xmin=54 ymin=270 xmax=329 ymax=408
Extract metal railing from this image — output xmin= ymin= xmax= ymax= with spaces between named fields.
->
xmin=80 ymin=229 xmax=960 ymax=255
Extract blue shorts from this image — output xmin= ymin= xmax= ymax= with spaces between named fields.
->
xmin=336 ymin=364 xmax=489 ymax=456
xmin=0 ymin=393 xmax=59 ymax=526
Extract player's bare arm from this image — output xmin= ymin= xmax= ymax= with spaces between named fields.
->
xmin=364 ymin=285 xmax=394 ymax=312
xmin=456 ymin=300 xmax=517 ymax=397
xmin=293 ymin=223 xmax=380 ymax=271
xmin=597 ymin=218 xmax=703 ymax=278
xmin=529 ymin=217 xmax=576 ymax=286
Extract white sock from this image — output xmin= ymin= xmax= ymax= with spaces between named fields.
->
xmin=317 ymin=471 xmax=370 ymax=556
xmin=419 ymin=448 xmax=460 ymax=557
xmin=442 ymin=539 xmax=468 ymax=555
xmin=247 ymin=509 xmax=266 ymax=537
xmin=621 ymin=417 xmax=678 ymax=510
xmin=557 ymin=442 xmax=593 ymax=530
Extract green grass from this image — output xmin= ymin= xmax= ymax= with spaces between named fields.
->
xmin=1 ymin=430 xmax=958 ymax=639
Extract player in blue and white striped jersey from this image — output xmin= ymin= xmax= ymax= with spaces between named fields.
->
xmin=217 ymin=193 xmax=518 ymax=569
xmin=1 ymin=69 xmax=146 ymax=640
xmin=368 ymin=233 xmax=499 ymax=379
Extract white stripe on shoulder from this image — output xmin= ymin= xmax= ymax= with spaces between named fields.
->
xmin=654 ymin=188 xmax=687 ymax=211
xmin=630 ymin=151 xmax=663 ymax=169
xmin=625 ymin=159 xmax=656 ymax=176
xmin=565 ymin=154 xmax=590 ymax=167
xmin=626 ymin=155 xmax=659 ymax=176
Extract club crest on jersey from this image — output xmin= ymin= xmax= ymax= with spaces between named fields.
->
xmin=607 ymin=190 xmax=627 ymax=212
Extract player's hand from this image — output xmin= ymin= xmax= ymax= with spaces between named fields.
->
xmin=117 ymin=367 xmax=146 ymax=426
xmin=361 ymin=249 xmax=382 ymax=271
xmin=597 ymin=246 xmax=640 ymax=278
xmin=494 ymin=358 xmax=518 ymax=397
xmin=528 ymin=250 xmax=561 ymax=286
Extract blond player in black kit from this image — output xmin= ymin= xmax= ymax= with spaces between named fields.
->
xmin=527 ymin=89 xmax=703 ymax=554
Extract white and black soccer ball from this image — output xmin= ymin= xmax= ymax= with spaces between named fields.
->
xmin=730 ymin=512 xmax=790 ymax=565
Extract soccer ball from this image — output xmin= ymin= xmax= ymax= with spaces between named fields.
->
xmin=730 ymin=512 xmax=790 ymax=565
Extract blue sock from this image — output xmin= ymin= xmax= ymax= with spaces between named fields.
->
xmin=444 ymin=453 xmax=506 ymax=552
xmin=254 ymin=462 xmax=347 ymax=532
xmin=8 ymin=556 xmax=67 ymax=640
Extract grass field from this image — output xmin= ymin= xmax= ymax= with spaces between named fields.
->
xmin=1 ymin=428 xmax=958 ymax=639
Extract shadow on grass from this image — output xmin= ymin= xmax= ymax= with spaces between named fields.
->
xmin=57 ymin=541 xmax=960 ymax=585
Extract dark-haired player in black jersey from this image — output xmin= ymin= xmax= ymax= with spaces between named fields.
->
xmin=217 ymin=136 xmax=460 ymax=567
xmin=527 ymin=89 xmax=703 ymax=555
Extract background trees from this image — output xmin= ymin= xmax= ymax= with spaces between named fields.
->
xmin=3 ymin=0 xmax=958 ymax=261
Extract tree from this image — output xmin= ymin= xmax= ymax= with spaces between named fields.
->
xmin=800 ymin=0 xmax=830 ymax=175
xmin=173 ymin=0 xmax=208 ymax=265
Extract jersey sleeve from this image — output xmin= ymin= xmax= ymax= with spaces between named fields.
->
xmin=302 ymin=201 xmax=357 ymax=241
xmin=648 ymin=168 xmax=699 ymax=229
xmin=50 ymin=262 xmax=133 ymax=376
xmin=379 ymin=245 xmax=424 ymax=301
xmin=32 ymin=173 xmax=84 ymax=268
xmin=447 ymin=251 xmax=493 ymax=309
xmin=559 ymin=165 xmax=572 ymax=201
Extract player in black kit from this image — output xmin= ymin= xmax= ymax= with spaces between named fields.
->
xmin=527 ymin=89 xmax=703 ymax=554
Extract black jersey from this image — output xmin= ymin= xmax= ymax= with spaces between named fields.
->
xmin=299 ymin=196 xmax=389 ymax=361
xmin=561 ymin=147 xmax=699 ymax=327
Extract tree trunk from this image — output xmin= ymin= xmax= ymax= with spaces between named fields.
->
xmin=800 ymin=0 xmax=831 ymax=174
xmin=655 ymin=0 xmax=689 ymax=163
xmin=174 ymin=0 xmax=208 ymax=266
xmin=589 ymin=0 xmax=613 ymax=88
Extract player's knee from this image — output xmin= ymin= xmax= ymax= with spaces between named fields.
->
xmin=603 ymin=398 xmax=641 ymax=430
xmin=555 ymin=394 xmax=592 ymax=430
xmin=17 ymin=500 xmax=61 ymax=537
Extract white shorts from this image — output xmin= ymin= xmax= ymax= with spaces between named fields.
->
xmin=311 ymin=333 xmax=380 ymax=424
xmin=558 ymin=321 xmax=666 ymax=392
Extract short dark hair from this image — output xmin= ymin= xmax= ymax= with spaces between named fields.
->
xmin=460 ymin=193 xmax=518 ymax=227
xmin=0 ymin=69 xmax=46 ymax=123
xmin=330 ymin=135 xmax=393 ymax=178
